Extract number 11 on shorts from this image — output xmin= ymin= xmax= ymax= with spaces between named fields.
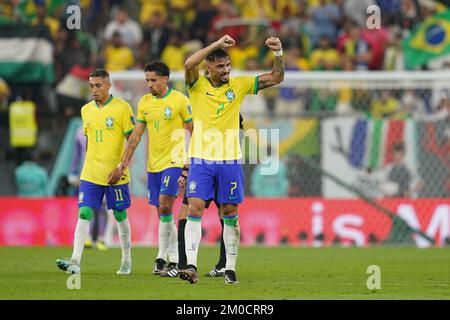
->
xmin=115 ymin=189 xmax=124 ymax=201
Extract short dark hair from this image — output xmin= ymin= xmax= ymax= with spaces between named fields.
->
xmin=89 ymin=69 xmax=110 ymax=79
xmin=144 ymin=61 xmax=170 ymax=77
xmin=205 ymin=48 xmax=229 ymax=62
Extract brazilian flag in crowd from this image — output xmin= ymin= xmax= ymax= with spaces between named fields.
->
xmin=402 ymin=10 xmax=450 ymax=69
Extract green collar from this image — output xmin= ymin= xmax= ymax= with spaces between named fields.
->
xmin=95 ymin=95 xmax=113 ymax=108
xmin=161 ymin=87 xmax=172 ymax=99
xmin=154 ymin=87 xmax=173 ymax=100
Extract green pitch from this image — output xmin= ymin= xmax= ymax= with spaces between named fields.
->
xmin=0 ymin=246 xmax=449 ymax=299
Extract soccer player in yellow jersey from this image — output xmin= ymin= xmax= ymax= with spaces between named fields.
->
xmin=56 ymin=69 xmax=135 ymax=275
xmin=179 ymin=35 xmax=284 ymax=284
xmin=108 ymin=61 xmax=193 ymax=277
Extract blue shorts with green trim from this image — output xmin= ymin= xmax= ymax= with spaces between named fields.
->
xmin=186 ymin=158 xmax=244 ymax=204
xmin=78 ymin=180 xmax=130 ymax=211
xmin=147 ymin=167 xmax=182 ymax=206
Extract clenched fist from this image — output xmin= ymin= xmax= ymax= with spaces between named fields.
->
xmin=217 ymin=34 xmax=236 ymax=48
xmin=265 ymin=37 xmax=282 ymax=51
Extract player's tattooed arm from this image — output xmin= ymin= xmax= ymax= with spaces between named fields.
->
xmin=107 ymin=122 xmax=146 ymax=184
xmin=257 ymin=37 xmax=284 ymax=91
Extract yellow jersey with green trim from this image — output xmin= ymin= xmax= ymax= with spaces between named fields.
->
xmin=187 ymin=76 xmax=258 ymax=160
xmin=80 ymin=95 xmax=135 ymax=186
xmin=137 ymin=88 xmax=192 ymax=172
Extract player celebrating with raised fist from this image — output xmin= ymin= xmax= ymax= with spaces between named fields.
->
xmin=180 ymin=35 xmax=284 ymax=284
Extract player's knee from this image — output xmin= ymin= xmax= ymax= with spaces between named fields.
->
xmin=222 ymin=204 xmax=238 ymax=216
xmin=78 ymin=206 xmax=94 ymax=221
xmin=113 ymin=209 xmax=127 ymax=222
xmin=188 ymin=201 xmax=204 ymax=217
xmin=159 ymin=203 xmax=172 ymax=215
xmin=178 ymin=204 xmax=189 ymax=220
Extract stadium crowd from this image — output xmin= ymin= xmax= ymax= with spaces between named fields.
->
xmin=1 ymin=0 xmax=449 ymax=197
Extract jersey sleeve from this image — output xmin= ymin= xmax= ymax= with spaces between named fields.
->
xmin=239 ymin=76 xmax=259 ymax=95
xmin=122 ymin=103 xmax=136 ymax=135
xmin=178 ymin=95 xmax=192 ymax=123
xmin=81 ymin=106 xmax=87 ymax=135
xmin=186 ymin=75 xmax=201 ymax=93
xmin=136 ymin=96 xmax=147 ymax=123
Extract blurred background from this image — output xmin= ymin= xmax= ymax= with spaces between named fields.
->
xmin=0 ymin=0 xmax=449 ymax=248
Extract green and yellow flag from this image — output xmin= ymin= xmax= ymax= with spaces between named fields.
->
xmin=402 ymin=10 xmax=450 ymax=69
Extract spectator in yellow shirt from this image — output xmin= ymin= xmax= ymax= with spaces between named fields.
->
xmin=161 ymin=32 xmax=187 ymax=71
xmin=139 ymin=0 xmax=167 ymax=24
xmin=309 ymin=35 xmax=340 ymax=70
xmin=31 ymin=4 xmax=60 ymax=40
xmin=228 ymin=35 xmax=259 ymax=70
xmin=371 ymin=90 xmax=407 ymax=119
xmin=104 ymin=31 xmax=135 ymax=71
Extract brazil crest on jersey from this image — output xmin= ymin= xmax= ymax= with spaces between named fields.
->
xmin=136 ymin=88 xmax=192 ymax=172
xmin=187 ymin=76 xmax=258 ymax=160
xmin=80 ymin=95 xmax=135 ymax=185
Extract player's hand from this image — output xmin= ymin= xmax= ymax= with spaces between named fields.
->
xmin=108 ymin=166 xmax=123 ymax=185
xmin=265 ymin=37 xmax=282 ymax=51
xmin=178 ymin=175 xmax=187 ymax=189
xmin=217 ymin=35 xmax=235 ymax=48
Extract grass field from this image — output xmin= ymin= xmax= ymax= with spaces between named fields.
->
xmin=0 ymin=246 xmax=449 ymax=300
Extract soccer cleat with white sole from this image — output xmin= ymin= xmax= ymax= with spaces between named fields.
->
xmin=224 ymin=270 xmax=239 ymax=284
xmin=179 ymin=266 xmax=199 ymax=284
xmin=56 ymin=258 xmax=80 ymax=274
xmin=153 ymin=258 xmax=167 ymax=275
xmin=160 ymin=263 xmax=178 ymax=277
xmin=116 ymin=261 xmax=132 ymax=275
xmin=205 ymin=266 xmax=225 ymax=277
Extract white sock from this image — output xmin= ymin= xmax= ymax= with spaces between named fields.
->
xmin=103 ymin=210 xmax=115 ymax=246
xmin=167 ymin=221 xmax=179 ymax=264
xmin=224 ymin=223 xmax=240 ymax=271
xmin=117 ymin=218 xmax=131 ymax=263
xmin=185 ymin=219 xmax=202 ymax=267
xmin=157 ymin=220 xmax=172 ymax=261
xmin=71 ymin=218 xmax=90 ymax=264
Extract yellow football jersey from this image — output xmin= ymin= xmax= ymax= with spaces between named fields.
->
xmin=187 ymin=76 xmax=258 ymax=160
xmin=137 ymin=88 xmax=192 ymax=172
xmin=80 ymin=95 xmax=135 ymax=185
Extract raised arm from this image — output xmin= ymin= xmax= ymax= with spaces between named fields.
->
xmin=107 ymin=121 xmax=146 ymax=185
xmin=184 ymin=34 xmax=236 ymax=86
xmin=257 ymin=37 xmax=285 ymax=91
